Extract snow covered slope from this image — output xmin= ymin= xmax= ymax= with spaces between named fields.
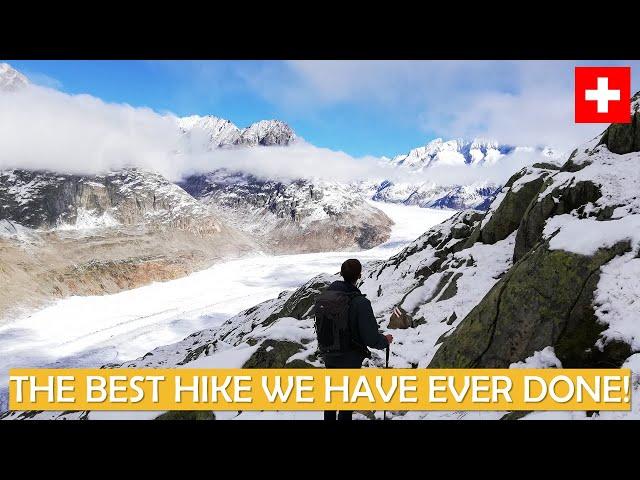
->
xmin=370 ymin=180 xmax=499 ymax=210
xmin=0 ymin=203 xmax=452 ymax=418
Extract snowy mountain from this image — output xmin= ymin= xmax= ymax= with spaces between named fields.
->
xmin=179 ymin=169 xmax=393 ymax=253
xmin=365 ymin=140 xmax=564 ymax=210
xmin=178 ymin=116 xmax=296 ymax=148
xmin=0 ymin=63 xmax=29 ymax=91
xmin=176 ymin=115 xmax=393 ymax=251
xmin=15 ymin=93 xmax=640 ymax=420
xmin=176 ymin=106 xmax=559 ymax=213
xmin=388 ymin=138 xmax=514 ymax=170
xmin=178 ymin=115 xmax=242 ymax=148
xmin=369 ymin=180 xmax=500 ymax=210
xmin=237 ymin=120 xmax=297 ymax=146
xmin=0 ymin=62 xmax=555 ymax=215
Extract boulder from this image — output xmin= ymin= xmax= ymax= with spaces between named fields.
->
xmin=388 ymin=306 xmax=413 ymax=329
xmin=242 ymin=339 xmax=304 ymax=368
xmin=597 ymin=106 xmax=640 ymax=155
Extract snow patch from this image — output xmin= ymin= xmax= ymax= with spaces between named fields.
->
xmin=545 ymin=214 xmax=640 ymax=257
xmin=594 ymin=253 xmax=640 ymax=351
xmin=56 ymin=208 xmax=120 ymax=230
xmin=509 ymin=346 xmax=562 ymax=369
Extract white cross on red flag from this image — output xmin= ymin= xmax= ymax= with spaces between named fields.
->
xmin=575 ymin=66 xmax=631 ymax=123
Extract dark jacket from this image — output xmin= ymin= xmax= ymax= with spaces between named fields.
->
xmin=321 ymin=280 xmax=389 ymax=368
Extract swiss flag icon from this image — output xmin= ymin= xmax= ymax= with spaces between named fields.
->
xmin=575 ymin=66 xmax=631 ymax=123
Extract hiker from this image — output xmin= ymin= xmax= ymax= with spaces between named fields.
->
xmin=314 ymin=258 xmax=393 ymax=421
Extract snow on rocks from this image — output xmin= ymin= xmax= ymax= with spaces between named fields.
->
xmin=545 ymin=214 xmax=640 ymax=257
xmin=371 ymin=180 xmax=499 ymax=211
xmin=594 ymin=253 xmax=640 ymax=352
xmin=177 ymin=115 xmax=241 ymax=148
xmin=509 ymin=346 xmax=562 ymax=369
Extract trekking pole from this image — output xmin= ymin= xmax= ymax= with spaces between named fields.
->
xmin=383 ymin=344 xmax=390 ymax=421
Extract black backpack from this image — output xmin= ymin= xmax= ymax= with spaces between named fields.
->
xmin=314 ymin=290 xmax=361 ymax=354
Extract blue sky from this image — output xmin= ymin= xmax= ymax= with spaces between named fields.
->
xmin=8 ymin=60 xmax=639 ymax=157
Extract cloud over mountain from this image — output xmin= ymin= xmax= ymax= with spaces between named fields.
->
xmin=0 ymin=65 xmax=555 ymax=186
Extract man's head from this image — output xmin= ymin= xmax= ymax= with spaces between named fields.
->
xmin=340 ymin=258 xmax=362 ymax=285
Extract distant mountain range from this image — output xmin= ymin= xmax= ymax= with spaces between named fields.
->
xmin=176 ymin=111 xmax=563 ymax=212
xmin=0 ymin=62 xmax=562 ymax=317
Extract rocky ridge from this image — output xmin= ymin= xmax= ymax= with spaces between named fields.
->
xmin=179 ymin=170 xmax=393 ymax=253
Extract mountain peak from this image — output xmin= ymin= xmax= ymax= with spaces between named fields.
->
xmin=237 ymin=119 xmax=296 ymax=146
xmin=0 ymin=63 xmax=29 ymax=92
xmin=177 ymin=115 xmax=241 ymax=148
xmin=391 ymin=137 xmax=514 ymax=169
xmin=179 ymin=116 xmax=297 ymax=148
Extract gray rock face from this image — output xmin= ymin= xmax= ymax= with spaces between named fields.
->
xmin=0 ymin=168 xmax=221 ymax=233
xmin=179 ymin=170 xmax=393 ymax=253
xmin=478 ymin=171 xmax=547 ymax=245
xmin=180 ymin=170 xmax=318 ymax=221
xmin=597 ymin=92 xmax=640 ymax=155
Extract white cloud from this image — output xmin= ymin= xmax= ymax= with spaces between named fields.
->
xmin=188 ymin=143 xmax=552 ymax=187
xmin=0 ymin=81 xmax=562 ymax=187
xmin=420 ymin=61 xmax=618 ymax=150
xmin=226 ymin=60 xmax=640 ymax=151
xmin=0 ymin=85 xmax=185 ymax=179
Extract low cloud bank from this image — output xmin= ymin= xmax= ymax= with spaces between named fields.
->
xmin=0 ymin=84 xmax=558 ymax=186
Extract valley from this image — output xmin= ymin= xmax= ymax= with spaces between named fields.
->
xmin=0 ymin=202 xmax=453 ymax=412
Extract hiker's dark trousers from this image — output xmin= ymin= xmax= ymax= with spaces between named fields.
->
xmin=322 ymin=354 xmax=363 ymax=421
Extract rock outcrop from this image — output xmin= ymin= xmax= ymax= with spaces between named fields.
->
xmin=180 ymin=170 xmax=393 ymax=253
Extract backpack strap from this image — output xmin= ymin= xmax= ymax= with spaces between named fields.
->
xmin=345 ymin=292 xmax=370 ymax=357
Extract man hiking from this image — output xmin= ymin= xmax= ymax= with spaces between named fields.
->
xmin=314 ymin=258 xmax=393 ymax=421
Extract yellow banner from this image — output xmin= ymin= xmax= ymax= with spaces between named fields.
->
xmin=8 ymin=368 xmax=631 ymax=411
